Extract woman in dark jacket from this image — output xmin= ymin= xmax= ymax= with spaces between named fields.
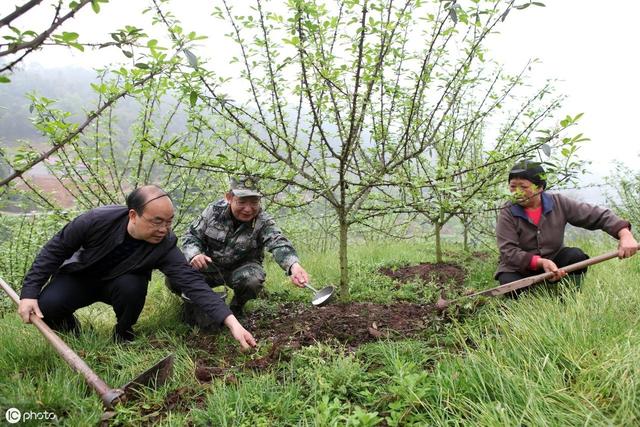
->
xmin=495 ymin=160 xmax=637 ymax=288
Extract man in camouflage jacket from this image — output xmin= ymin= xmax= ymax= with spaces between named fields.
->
xmin=171 ymin=176 xmax=309 ymax=319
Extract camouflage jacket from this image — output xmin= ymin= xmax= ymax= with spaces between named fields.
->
xmin=182 ymin=199 xmax=300 ymax=272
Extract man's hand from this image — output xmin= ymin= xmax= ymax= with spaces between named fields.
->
xmin=223 ymin=315 xmax=257 ymax=351
xmin=190 ymin=254 xmax=212 ymax=271
xmin=17 ymin=298 xmax=43 ymax=323
xmin=289 ymin=262 xmax=309 ymax=288
xmin=617 ymin=228 xmax=638 ymax=259
xmin=537 ymin=258 xmax=566 ymax=282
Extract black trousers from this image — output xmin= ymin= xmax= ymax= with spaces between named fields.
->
xmin=37 ymin=272 xmax=149 ymax=335
xmin=497 ymin=247 xmax=589 ymax=295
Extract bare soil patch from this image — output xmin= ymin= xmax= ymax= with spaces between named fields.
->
xmin=471 ymin=251 xmax=493 ymax=261
xmin=248 ymin=301 xmax=436 ymax=348
xmin=186 ymin=262 xmax=469 ymax=381
xmin=378 ymin=262 xmax=466 ymax=288
xmin=187 ymin=301 xmax=439 ymax=379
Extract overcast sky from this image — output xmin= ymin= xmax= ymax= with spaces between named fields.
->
xmin=4 ymin=0 xmax=639 ymax=185
xmin=487 ymin=0 xmax=640 ymax=182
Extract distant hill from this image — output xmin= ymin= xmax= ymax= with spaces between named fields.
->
xmin=0 ymin=66 xmax=98 ymax=144
xmin=0 ymin=65 xmax=148 ymax=148
xmin=0 ymin=65 xmax=165 ymax=212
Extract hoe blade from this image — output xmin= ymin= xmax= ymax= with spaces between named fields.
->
xmin=122 ymin=354 xmax=174 ymax=396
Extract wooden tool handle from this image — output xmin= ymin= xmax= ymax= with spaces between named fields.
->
xmin=0 ymin=277 xmax=123 ymax=408
xmin=481 ymin=245 xmax=640 ymax=298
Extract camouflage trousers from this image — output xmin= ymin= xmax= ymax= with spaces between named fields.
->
xmin=166 ymin=262 xmax=265 ymax=330
xmin=201 ymin=261 xmax=266 ymax=308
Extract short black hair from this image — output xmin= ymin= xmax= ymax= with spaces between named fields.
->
xmin=126 ymin=185 xmax=170 ymax=215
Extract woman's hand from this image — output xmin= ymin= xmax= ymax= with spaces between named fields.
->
xmin=617 ymin=228 xmax=638 ymax=259
xmin=537 ymin=258 xmax=567 ymax=282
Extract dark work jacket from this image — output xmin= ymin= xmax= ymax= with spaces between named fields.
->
xmin=21 ymin=205 xmax=232 ymax=325
xmin=495 ymin=192 xmax=630 ymax=277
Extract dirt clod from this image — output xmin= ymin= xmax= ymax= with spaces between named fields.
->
xmin=194 ymin=361 xmax=226 ymax=383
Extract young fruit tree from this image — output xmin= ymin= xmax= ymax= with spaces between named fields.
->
xmin=154 ymin=0 xmax=537 ymax=295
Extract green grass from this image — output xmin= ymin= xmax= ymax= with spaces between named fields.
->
xmin=1 ymin=239 xmax=639 ymax=425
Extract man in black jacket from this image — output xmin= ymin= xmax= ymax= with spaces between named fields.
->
xmin=17 ymin=185 xmax=256 ymax=349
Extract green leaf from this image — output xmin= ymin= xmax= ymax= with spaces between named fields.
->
xmin=61 ymin=32 xmax=79 ymax=42
xmin=0 ymin=75 xmax=10 ymax=83
xmin=189 ymin=90 xmax=198 ymax=107
xmin=91 ymin=0 xmax=100 ymax=13
xmin=134 ymin=62 xmax=149 ymax=69
xmin=183 ymin=49 xmax=198 ymax=68
xmin=122 ymin=50 xmax=133 ymax=58
xmin=283 ymin=36 xmax=300 ymax=46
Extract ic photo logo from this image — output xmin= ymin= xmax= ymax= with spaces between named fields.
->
xmin=5 ymin=407 xmax=21 ymax=424
xmin=5 ymin=407 xmax=58 ymax=424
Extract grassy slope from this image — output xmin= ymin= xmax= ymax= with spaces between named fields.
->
xmin=0 ymin=240 xmax=639 ymax=426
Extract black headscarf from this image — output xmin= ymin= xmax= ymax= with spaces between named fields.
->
xmin=508 ymin=160 xmax=546 ymax=189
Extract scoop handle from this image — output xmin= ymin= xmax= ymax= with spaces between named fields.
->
xmin=304 ymin=283 xmax=319 ymax=293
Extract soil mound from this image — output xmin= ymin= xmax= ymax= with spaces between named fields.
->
xmin=379 ymin=262 xmax=466 ymax=288
xmin=188 ymin=301 xmax=439 ymax=376
xmin=248 ymin=301 xmax=435 ymax=347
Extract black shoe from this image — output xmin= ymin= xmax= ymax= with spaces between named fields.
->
xmin=113 ymin=327 xmax=136 ymax=343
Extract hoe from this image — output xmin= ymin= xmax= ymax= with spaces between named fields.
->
xmin=436 ymin=245 xmax=640 ymax=310
xmin=0 ymin=276 xmax=173 ymax=410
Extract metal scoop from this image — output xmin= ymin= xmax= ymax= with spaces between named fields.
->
xmin=304 ymin=283 xmax=335 ymax=307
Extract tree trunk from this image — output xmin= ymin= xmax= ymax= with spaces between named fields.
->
xmin=463 ymin=222 xmax=469 ymax=252
xmin=338 ymin=214 xmax=350 ymax=298
xmin=434 ymin=221 xmax=442 ymax=263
